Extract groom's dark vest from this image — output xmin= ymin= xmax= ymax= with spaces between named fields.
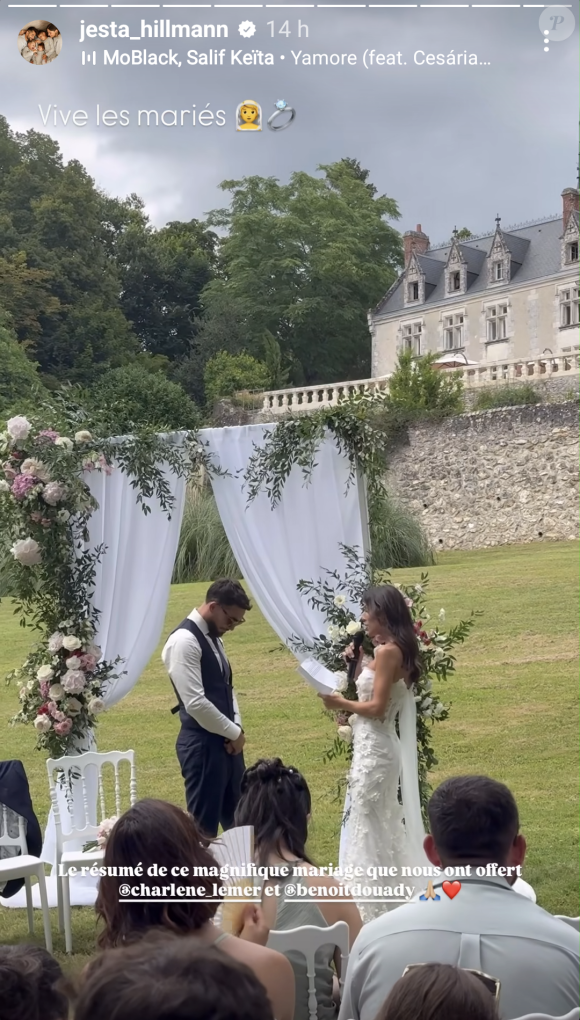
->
xmin=169 ymin=618 xmax=235 ymax=732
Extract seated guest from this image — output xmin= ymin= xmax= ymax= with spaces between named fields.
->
xmin=72 ymin=932 xmax=275 ymax=1020
xmin=339 ymin=776 xmax=580 ymax=1020
xmin=95 ymin=798 xmax=295 ymax=1020
xmin=377 ymin=963 xmax=499 ymax=1020
xmin=0 ymin=944 xmax=68 ymax=1020
xmin=235 ymin=758 xmax=362 ymax=1020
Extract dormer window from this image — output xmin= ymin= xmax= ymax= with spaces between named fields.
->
xmin=493 ymin=261 xmax=503 ymax=281
xmin=408 ymin=281 xmax=419 ymax=301
xmin=567 ymin=241 xmax=579 ymax=263
xmin=451 ymin=272 xmax=461 ymax=291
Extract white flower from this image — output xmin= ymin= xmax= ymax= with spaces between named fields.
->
xmin=404 ymin=597 xmax=413 ymax=608
xmin=11 ymin=538 xmax=42 ymax=566
xmin=333 ymin=594 xmax=346 ymax=607
xmin=414 ymin=584 xmax=424 ymax=594
xmin=6 ymin=416 xmax=32 ymax=441
xmin=422 ymin=708 xmax=433 ymax=718
xmin=62 ymin=670 xmax=86 ymax=693
xmin=20 ymin=458 xmax=50 ymax=482
xmin=56 ymin=509 xmax=70 ymax=523
xmin=48 ymin=632 xmax=64 ymax=653
xmin=97 ymin=816 xmax=118 ymax=847
xmin=433 ymin=647 xmax=446 ymax=663
xmin=433 ymin=703 xmax=445 ymax=718
xmin=42 ymin=481 xmax=67 ymax=506
xmin=54 ymin=437 xmax=74 ymax=450
xmin=337 ymin=724 xmax=353 ymax=745
xmin=423 ymin=680 xmax=432 ymax=693
xmin=327 ymin=625 xmax=340 ymax=641
xmin=26 ymin=680 xmax=36 ymax=690
xmin=66 ymin=697 xmax=83 ymax=716
xmin=48 ymin=683 xmax=65 ymax=701
xmin=333 ymin=671 xmax=349 ymax=693
xmin=34 ymin=715 xmax=52 ymax=732
xmin=74 ymin=430 xmax=93 ymax=443
xmin=19 ymin=686 xmax=28 ymax=701
xmin=346 ymin=620 xmax=363 ymax=636
xmin=62 ymin=635 xmax=82 ymax=651
xmin=422 ymin=697 xmax=433 ymax=709
xmin=0 ymin=480 xmax=10 ymax=494
xmin=36 ymin=665 xmax=54 ymax=681
xmin=438 ymin=609 xmax=446 ymax=622
xmin=88 ymin=697 xmax=105 ymax=715
xmin=65 ymin=655 xmax=82 ymax=670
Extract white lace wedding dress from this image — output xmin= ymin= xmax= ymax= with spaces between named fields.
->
xmin=339 ymin=665 xmax=428 ymax=922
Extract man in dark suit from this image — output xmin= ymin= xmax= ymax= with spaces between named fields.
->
xmin=162 ymin=579 xmax=251 ymax=837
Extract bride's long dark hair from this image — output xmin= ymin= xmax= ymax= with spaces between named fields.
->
xmin=363 ymin=585 xmax=422 ymax=684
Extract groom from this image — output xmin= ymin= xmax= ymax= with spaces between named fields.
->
xmin=162 ymin=579 xmax=251 ymax=837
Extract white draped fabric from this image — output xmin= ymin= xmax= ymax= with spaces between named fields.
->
xmin=2 ymin=455 xmax=186 ymax=909
xmin=202 ymin=424 xmax=370 ymax=650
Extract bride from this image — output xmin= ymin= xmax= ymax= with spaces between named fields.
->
xmin=319 ymin=584 xmax=428 ymax=922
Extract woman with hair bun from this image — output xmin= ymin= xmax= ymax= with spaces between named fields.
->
xmin=235 ymin=758 xmax=362 ymax=1020
xmin=319 ymin=585 xmax=428 ymax=922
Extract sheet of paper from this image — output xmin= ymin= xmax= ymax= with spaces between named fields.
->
xmin=297 ymin=657 xmax=340 ymax=694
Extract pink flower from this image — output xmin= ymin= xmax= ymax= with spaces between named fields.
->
xmin=62 ymin=670 xmax=86 ymax=693
xmin=42 ymin=481 xmax=67 ymax=506
xmin=39 ymin=680 xmax=51 ymax=698
xmin=47 ymin=701 xmax=62 ymax=719
xmin=11 ymin=474 xmax=37 ymax=500
xmin=54 ymin=719 xmax=73 ymax=737
xmin=36 ymin=430 xmax=60 ymax=444
xmin=30 ymin=511 xmax=43 ymax=523
xmin=79 ymin=653 xmax=97 ymax=672
xmin=98 ymin=455 xmax=113 ymax=476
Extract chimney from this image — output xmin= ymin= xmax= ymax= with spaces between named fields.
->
xmin=403 ymin=224 xmax=430 ymax=268
xmin=562 ymin=188 xmax=579 ymax=229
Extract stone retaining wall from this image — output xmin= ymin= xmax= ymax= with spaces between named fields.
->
xmin=385 ymin=402 xmax=579 ymax=550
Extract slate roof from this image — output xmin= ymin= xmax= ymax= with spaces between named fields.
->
xmin=373 ymin=216 xmax=569 ymax=318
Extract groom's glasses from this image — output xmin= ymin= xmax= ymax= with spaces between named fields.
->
xmin=219 ymin=605 xmax=245 ymax=627
xmin=402 ymin=964 xmax=501 ymax=1002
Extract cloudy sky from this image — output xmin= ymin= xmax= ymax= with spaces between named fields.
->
xmin=2 ymin=2 xmax=578 ymax=241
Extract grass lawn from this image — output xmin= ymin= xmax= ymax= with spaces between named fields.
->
xmin=0 ymin=540 xmax=578 ymax=971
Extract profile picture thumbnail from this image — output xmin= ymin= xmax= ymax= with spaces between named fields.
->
xmin=18 ymin=21 xmax=62 ymax=65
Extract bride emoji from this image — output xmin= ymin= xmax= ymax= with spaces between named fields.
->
xmin=236 ymin=100 xmax=262 ymax=131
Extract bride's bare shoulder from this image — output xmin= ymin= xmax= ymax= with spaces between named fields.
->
xmin=374 ymin=641 xmax=402 ymax=663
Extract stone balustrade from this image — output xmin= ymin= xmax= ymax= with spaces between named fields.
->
xmin=259 ymin=353 xmax=580 ymax=414
xmin=260 ymin=376 xmax=390 ymax=413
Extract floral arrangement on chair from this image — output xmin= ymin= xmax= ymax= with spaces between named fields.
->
xmin=83 ymin=815 xmax=118 ymax=853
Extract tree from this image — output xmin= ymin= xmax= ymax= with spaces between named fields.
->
xmin=203 ymin=160 xmax=403 ymax=385
xmin=174 ymin=289 xmax=257 ymax=406
xmin=113 ymin=211 xmax=218 ymax=362
xmin=0 ymin=312 xmax=47 ymax=417
xmin=203 ymin=351 xmax=272 ymax=407
xmin=455 ymin=228 xmax=473 ymax=240
xmin=86 ymin=364 xmax=202 ymax=433
xmin=386 ymin=350 xmax=464 ymax=417
xmin=0 ymin=118 xmax=136 ymax=383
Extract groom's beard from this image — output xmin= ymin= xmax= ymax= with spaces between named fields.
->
xmin=206 ymin=620 xmax=223 ymax=639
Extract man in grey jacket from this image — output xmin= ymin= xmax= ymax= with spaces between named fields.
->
xmin=339 ymin=776 xmax=579 ymax=1020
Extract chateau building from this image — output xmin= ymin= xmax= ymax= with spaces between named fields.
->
xmin=369 ymin=186 xmax=579 ymax=376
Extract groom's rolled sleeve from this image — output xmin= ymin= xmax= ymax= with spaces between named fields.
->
xmin=167 ymin=634 xmax=241 ymax=741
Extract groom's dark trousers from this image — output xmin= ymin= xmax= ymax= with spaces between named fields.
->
xmin=170 ymin=618 xmax=244 ymax=838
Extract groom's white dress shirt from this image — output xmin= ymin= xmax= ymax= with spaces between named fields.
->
xmin=338 ymin=874 xmax=580 ymax=1020
xmin=161 ymin=609 xmax=242 ymax=741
